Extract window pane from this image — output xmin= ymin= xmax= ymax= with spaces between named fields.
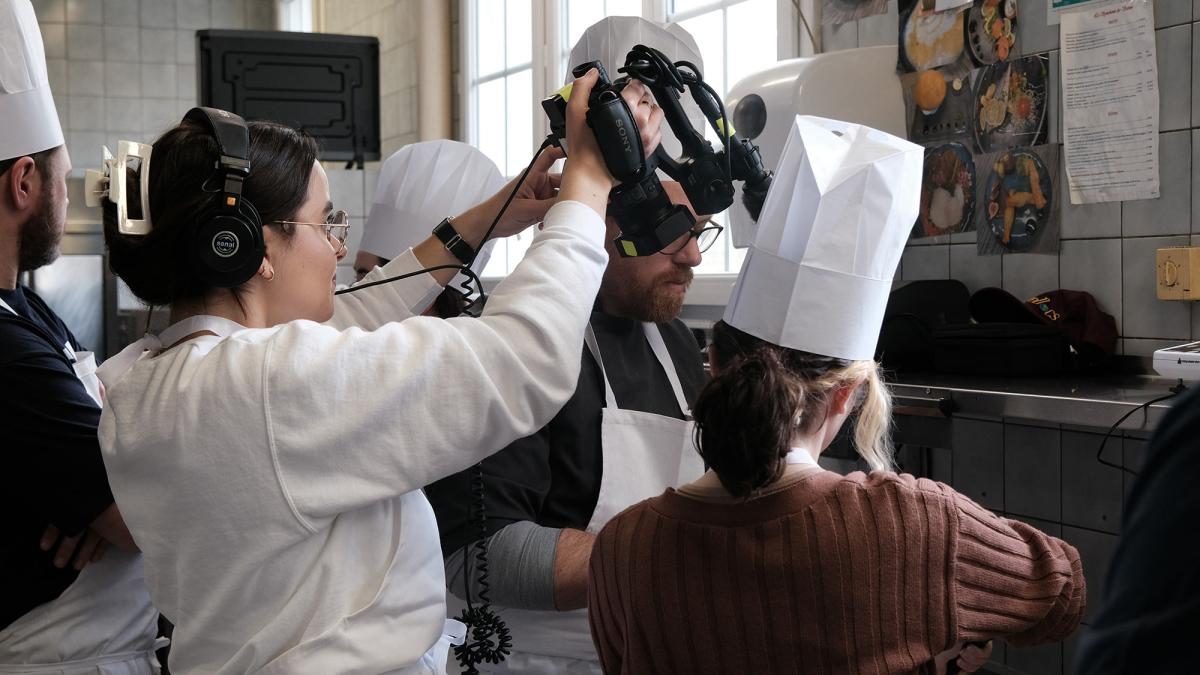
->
xmin=505 ymin=69 xmax=533 ymax=176
xmin=506 ymin=0 xmax=532 ymax=67
xmin=677 ymin=10 xmax=724 ymax=96
xmin=476 ymin=78 xmax=507 ymax=173
xmin=605 ymin=0 xmax=643 ymax=17
xmin=566 ymin=0 xmax=605 ymax=50
xmin=476 ymin=0 xmax=506 ymax=78
xmin=727 ymin=0 xmax=776 ymax=93
xmin=671 ymin=0 xmax=721 ymax=16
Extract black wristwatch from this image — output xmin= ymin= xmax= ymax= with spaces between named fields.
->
xmin=433 ymin=217 xmax=478 ymax=265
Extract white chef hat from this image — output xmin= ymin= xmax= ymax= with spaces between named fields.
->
xmin=566 ymin=16 xmax=706 ymax=161
xmin=724 ymin=115 xmax=923 ymax=361
xmin=0 ymin=0 xmax=64 ymax=161
xmin=361 ymin=140 xmax=505 ymax=286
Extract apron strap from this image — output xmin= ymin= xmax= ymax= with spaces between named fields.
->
xmin=642 ymin=323 xmax=690 ymax=417
xmin=583 ymin=325 xmax=618 ymax=409
xmin=97 ymin=315 xmax=249 ymax=388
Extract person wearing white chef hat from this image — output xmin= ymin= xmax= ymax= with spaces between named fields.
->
xmin=424 ymin=19 xmax=725 ymax=675
xmin=586 ymin=116 xmax=1087 ymax=674
xmin=355 ymin=140 xmax=505 ymax=316
xmin=0 ymin=1 xmax=161 ymax=672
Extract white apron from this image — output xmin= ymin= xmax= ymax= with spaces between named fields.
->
xmin=0 ymin=299 xmax=162 ymax=674
xmin=100 ymin=316 xmax=465 ymax=674
xmin=447 ymin=322 xmax=705 ymax=674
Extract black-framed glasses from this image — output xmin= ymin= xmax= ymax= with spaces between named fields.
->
xmin=660 ymin=222 xmax=724 ymax=255
xmin=274 ymin=210 xmax=351 ymax=252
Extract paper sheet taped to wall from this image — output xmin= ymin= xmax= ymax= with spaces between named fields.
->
xmin=1060 ymin=0 xmax=1159 ymax=204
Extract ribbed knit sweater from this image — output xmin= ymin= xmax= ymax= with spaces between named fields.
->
xmin=588 ymin=470 xmax=1085 ymax=675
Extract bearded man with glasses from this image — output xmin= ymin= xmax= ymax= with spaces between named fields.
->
xmin=427 ymin=179 xmax=720 ymax=673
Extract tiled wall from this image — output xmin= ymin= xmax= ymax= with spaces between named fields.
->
xmin=33 ymin=0 xmax=278 ymax=170
xmin=321 ymin=0 xmax=422 ymax=284
xmin=823 ymin=0 xmax=1199 ymax=359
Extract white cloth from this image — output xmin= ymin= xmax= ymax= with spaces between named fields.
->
xmin=96 ymin=200 xmax=608 ymax=675
xmin=566 ymin=16 xmax=705 ymax=162
xmin=0 ymin=306 xmax=160 ymax=675
xmin=362 ymin=140 xmax=504 ymax=289
xmin=724 ymin=115 xmax=923 ymax=361
xmin=453 ymin=323 xmax=703 ymax=674
xmin=0 ymin=0 xmax=63 ymax=160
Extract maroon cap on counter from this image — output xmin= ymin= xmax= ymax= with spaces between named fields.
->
xmin=970 ymin=287 xmax=1118 ymax=365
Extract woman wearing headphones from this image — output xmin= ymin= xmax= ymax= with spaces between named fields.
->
xmin=94 ymin=69 xmax=658 ymax=674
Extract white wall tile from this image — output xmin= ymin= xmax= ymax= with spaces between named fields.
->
xmin=67 ymin=131 xmax=108 ymax=168
xmin=950 ymin=243 xmax=1001 ymax=293
xmin=1016 ymin=0 xmax=1058 ymax=55
xmin=67 ymin=60 xmax=105 ymax=96
xmin=1155 ymin=0 xmax=1191 ymax=27
xmin=106 ymin=97 xmax=141 ymax=131
xmin=140 ymin=0 xmax=175 ymax=27
xmin=1122 ymin=131 xmax=1190 ymax=236
xmin=35 ymin=0 xmax=67 ymax=23
xmin=66 ymin=0 xmax=103 ymax=24
xmin=141 ymin=97 xmax=179 ymax=136
xmin=901 ymin=244 xmax=949 ymax=280
xmin=105 ymin=25 xmax=140 ymax=61
xmin=140 ymin=27 xmax=176 ymax=62
xmin=105 ymin=60 xmax=142 ymax=97
xmin=176 ymin=64 xmax=197 ymax=101
xmin=68 ymin=95 xmax=105 ymax=131
xmin=1156 ymin=25 xmax=1191 ymax=132
xmin=41 ymin=21 xmax=67 ymax=59
xmin=176 ymin=0 xmax=210 ymax=29
xmin=141 ymin=62 xmax=177 ymax=98
xmin=1122 ymin=338 xmax=1183 ymax=358
xmin=1122 ymin=235 xmax=1191 ymax=340
xmin=67 ymin=24 xmax=104 ymax=60
xmin=177 ymin=29 xmax=197 ymax=64
xmin=104 ymin=0 xmax=139 ymax=25
xmin=1060 ymin=238 xmax=1123 ymax=333
xmin=46 ymin=58 xmax=67 ymax=94
xmin=1001 ymin=252 xmax=1059 ymax=301
xmin=210 ymin=0 xmax=244 ymax=28
xmin=326 ymin=169 xmax=366 ymax=218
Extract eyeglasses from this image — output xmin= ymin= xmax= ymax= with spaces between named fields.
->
xmin=274 ymin=210 xmax=351 ymax=253
xmin=660 ymin=222 xmax=724 ymax=255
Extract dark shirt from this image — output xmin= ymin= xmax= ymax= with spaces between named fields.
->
xmin=0 ymin=285 xmax=115 ymax=630
xmin=426 ymin=310 xmax=707 ymax=556
xmin=1072 ymin=384 xmax=1200 ymax=674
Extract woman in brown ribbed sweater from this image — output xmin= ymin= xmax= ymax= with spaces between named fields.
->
xmin=588 ymin=319 xmax=1086 ymax=675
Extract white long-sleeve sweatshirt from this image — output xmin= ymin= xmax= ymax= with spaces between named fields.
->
xmin=97 ymin=201 xmax=607 ymax=675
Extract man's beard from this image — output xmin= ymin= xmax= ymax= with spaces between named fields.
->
xmin=624 ymin=266 xmax=694 ymax=323
xmin=18 ymin=189 xmax=61 ymax=272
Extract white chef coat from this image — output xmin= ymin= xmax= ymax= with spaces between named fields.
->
xmin=96 ymin=201 xmax=607 ymax=675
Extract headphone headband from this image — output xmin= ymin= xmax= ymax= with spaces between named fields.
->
xmin=184 ymin=107 xmax=251 ymax=198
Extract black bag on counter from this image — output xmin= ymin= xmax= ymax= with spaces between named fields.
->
xmin=877 ymin=280 xmax=970 ymax=372
xmin=931 ymin=322 xmax=1071 ymax=376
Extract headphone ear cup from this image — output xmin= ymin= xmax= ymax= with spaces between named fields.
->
xmin=191 ymin=204 xmax=264 ymax=288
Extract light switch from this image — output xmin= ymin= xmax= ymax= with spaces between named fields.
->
xmin=1156 ymin=246 xmax=1200 ymax=300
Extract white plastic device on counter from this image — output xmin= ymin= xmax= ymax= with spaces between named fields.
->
xmin=1153 ymin=342 xmax=1200 ymax=381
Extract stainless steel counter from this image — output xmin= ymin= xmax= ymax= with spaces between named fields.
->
xmin=888 ymin=373 xmax=1184 ymax=432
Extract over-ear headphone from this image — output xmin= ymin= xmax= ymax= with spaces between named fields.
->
xmin=183 ymin=107 xmax=265 ymax=288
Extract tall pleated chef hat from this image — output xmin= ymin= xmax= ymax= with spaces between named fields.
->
xmin=724 ymin=115 xmax=924 ymax=361
xmin=566 ymin=15 xmax=706 ymax=161
xmin=0 ymin=0 xmax=64 ymax=161
xmin=361 ymin=140 xmax=505 ymax=286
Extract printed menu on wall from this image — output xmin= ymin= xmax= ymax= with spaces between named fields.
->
xmin=1060 ymin=0 xmax=1159 ymax=204
xmin=1047 ymin=0 xmax=1123 ymax=26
